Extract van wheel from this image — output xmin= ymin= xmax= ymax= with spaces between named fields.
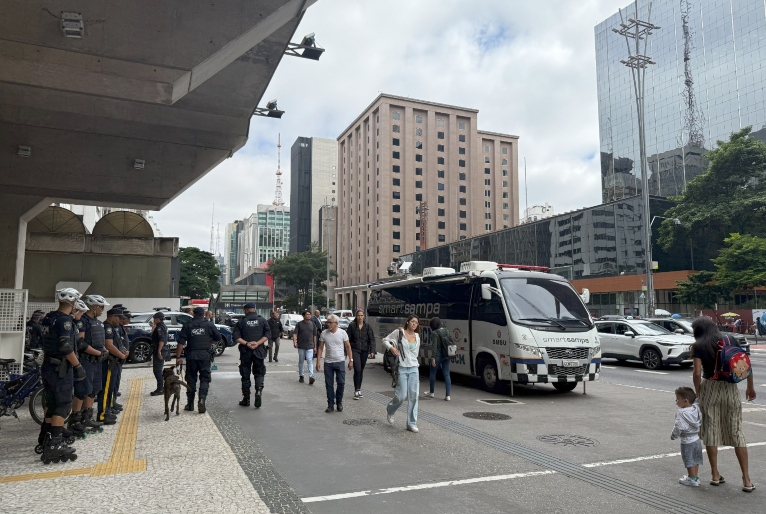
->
xmin=478 ymin=357 xmax=502 ymax=393
xmin=641 ymin=348 xmax=663 ymax=370
xmin=552 ymin=382 xmax=578 ymax=393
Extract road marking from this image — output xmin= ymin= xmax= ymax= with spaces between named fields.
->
xmin=600 ymin=365 xmax=617 ymax=369
xmin=634 ymin=370 xmax=668 ymax=375
xmin=301 ymin=470 xmax=556 ymax=502
xmin=584 ymin=441 xmax=766 ymax=468
xmin=603 ymin=382 xmax=675 ymax=393
xmin=742 ymin=408 xmax=766 ymax=413
xmin=745 ymin=421 xmax=766 ymax=428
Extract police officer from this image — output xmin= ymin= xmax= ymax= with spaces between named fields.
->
xmin=79 ymin=295 xmax=110 ymax=429
xmin=98 ymin=308 xmax=127 ymax=423
xmin=38 ymin=288 xmax=86 ymax=463
xmin=267 ymin=311 xmax=284 ymax=363
xmin=234 ymin=303 xmax=271 ymax=408
xmin=176 ymin=306 xmax=221 ymax=413
xmin=109 ymin=306 xmax=131 ymax=412
xmin=65 ymin=299 xmax=93 ymax=438
xmin=25 ymin=310 xmax=44 ymax=351
xmin=149 ymin=311 xmax=168 ymax=396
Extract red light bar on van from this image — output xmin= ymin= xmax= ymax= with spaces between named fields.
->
xmin=497 ymin=264 xmax=550 ymax=272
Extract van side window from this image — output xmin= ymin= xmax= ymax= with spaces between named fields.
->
xmin=597 ymin=323 xmax=613 ymax=334
xmin=472 ymin=282 xmax=507 ymax=326
xmin=615 ymin=323 xmax=630 ymax=335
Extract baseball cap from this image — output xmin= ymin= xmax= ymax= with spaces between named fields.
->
xmin=153 ymin=312 xmax=165 ymax=320
xmin=193 ymin=306 xmax=205 ymax=315
xmin=106 ymin=308 xmax=122 ymax=316
xmin=243 ymin=302 xmax=256 ymax=310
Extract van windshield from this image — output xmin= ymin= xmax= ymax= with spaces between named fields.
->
xmin=500 ymin=277 xmax=592 ymax=329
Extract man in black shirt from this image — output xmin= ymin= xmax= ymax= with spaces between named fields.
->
xmin=233 ymin=303 xmax=270 ymax=408
xmin=267 ymin=311 xmax=284 ymax=363
xmin=149 ymin=311 xmax=168 ymax=396
xmin=177 ymin=307 xmax=221 ymax=413
xmin=26 ymin=310 xmax=44 ymax=350
xmin=293 ymin=310 xmax=317 ymax=385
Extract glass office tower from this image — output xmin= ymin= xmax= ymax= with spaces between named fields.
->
xmin=596 ymin=0 xmax=766 ymax=203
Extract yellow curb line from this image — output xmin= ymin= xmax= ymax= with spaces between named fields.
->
xmin=0 ymin=378 xmax=149 ymax=483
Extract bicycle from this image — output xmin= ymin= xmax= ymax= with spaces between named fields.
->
xmin=0 ymin=350 xmax=45 ymax=426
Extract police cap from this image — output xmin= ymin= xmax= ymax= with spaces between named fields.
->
xmin=153 ymin=311 xmax=165 ymax=320
xmin=193 ymin=306 xmax=205 ymax=316
xmin=243 ymin=302 xmax=256 ymax=310
xmin=106 ymin=308 xmax=122 ymax=316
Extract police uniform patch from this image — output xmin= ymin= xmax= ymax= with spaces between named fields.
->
xmin=64 ymin=321 xmax=72 ymax=330
xmin=106 ymin=327 xmax=112 ymax=335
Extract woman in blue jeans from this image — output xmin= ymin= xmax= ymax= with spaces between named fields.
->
xmin=383 ymin=315 xmax=421 ymax=433
xmin=426 ymin=317 xmax=451 ymax=401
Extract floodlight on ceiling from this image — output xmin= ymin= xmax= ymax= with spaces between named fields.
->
xmin=284 ymin=32 xmax=325 ymax=61
xmin=253 ymin=99 xmax=284 ymax=119
xmin=60 ymin=12 xmax=84 ymax=38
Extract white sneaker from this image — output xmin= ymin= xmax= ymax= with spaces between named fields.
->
xmin=387 ymin=414 xmax=395 ymax=424
xmin=445 ymin=396 xmax=451 ymax=401
xmin=353 ymin=391 xmax=360 ymax=400
xmin=678 ymin=475 xmax=700 ymax=487
xmin=407 ymin=425 xmax=419 ymax=433
xmin=424 ymin=392 xmax=434 ymax=398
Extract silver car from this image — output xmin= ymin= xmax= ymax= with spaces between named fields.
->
xmin=596 ymin=319 xmax=695 ymax=370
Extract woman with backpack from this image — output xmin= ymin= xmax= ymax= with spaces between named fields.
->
xmin=383 ymin=315 xmax=421 ymax=433
xmin=426 ymin=317 xmax=452 ymax=401
xmin=691 ymin=316 xmax=756 ymax=492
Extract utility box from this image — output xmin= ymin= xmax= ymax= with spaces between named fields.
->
xmin=0 ymin=289 xmax=27 ymax=379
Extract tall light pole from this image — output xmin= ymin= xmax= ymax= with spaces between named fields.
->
xmin=613 ymin=1 xmax=660 ymax=316
xmin=324 ymin=211 xmax=334 ymax=311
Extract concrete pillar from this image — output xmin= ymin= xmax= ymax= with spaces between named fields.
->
xmin=0 ymin=194 xmax=51 ymax=288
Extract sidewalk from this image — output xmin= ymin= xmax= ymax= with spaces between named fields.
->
xmin=0 ymin=365 xmax=272 ymax=514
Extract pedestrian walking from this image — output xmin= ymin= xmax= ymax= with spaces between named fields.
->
xmin=177 ymin=306 xmax=221 ymax=414
xmin=426 ymin=317 xmax=452 ymax=401
xmin=267 ymin=311 xmax=284 ymax=363
xmin=149 ymin=311 xmax=168 ymax=396
xmin=671 ymin=386 xmax=703 ymax=487
xmin=316 ymin=314 xmax=352 ymax=412
xmin=346 ymin=309 xmax=375 ymax=399
xmin=293 ymin=310 xmax=317 ymax=384
xmin=691 ymin=316 xmax=756 ymax=492
xmin=233 ymin=303 xmax=270 ymax=408
xmin=383 ymin=315 xmax=421 ymax=433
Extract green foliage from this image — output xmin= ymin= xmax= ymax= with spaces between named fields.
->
xmin=267 ymin=242 xmax=337 ymax=310
xmin=712 ymin=233 xmax=766 ymax=291
xmin=674 ymin=270 xmax=732 ymax=309
xmin=179 ymin=247 xmax=221 ymax=299
xmin=658 ymin=127 xmax=766 ymax=252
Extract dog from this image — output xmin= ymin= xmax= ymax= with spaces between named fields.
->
xmin=163 ymin=366 xmax=189 ymax=421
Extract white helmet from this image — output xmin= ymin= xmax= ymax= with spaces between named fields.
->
xmin=75 ymin=299 xmax=89 ymax=312
xmin=55 ymin=288 xmax=80 ymax=305
xmin=84 ymin=294 xmax=110 ymax=308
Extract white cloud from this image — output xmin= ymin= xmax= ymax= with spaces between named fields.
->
xmin=153 ymin=0 xmax=629 ymax=249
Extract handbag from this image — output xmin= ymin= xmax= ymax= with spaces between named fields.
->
xmin=384 ymin=329 xmax=404 ymax=388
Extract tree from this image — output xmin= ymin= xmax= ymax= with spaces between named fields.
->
xmin=658 ymin=127 xmax=766 ymax=253
xmin=712 ymin=233 xmax=766 ymax=292
xmin=674 ymin=270 xmax=732 ymax=309
xmin=267 ymin=242 xmax=337 ymax=310
xmin=179 ymin=247 xmax=221 ymax=299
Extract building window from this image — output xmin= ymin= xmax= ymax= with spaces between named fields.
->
xmin=437 ymin=157 xmax=445 ymax=164
xmin=416 ymin=219 xmax=421 ymax=227
xmin=393 ymin=218 xmax=400 ymax=226
xmin=393 ymin=231 xmax=400 ymax=239
xmin=415 ymin=114 xmax=423 ymax=124
xmin=393 ymin=151 xmax=400 ymax=159
xmin=459 ymin=134 xmax=466 ymax=142
xmin=416 ymin=154 xmax=423 ymax=162
xmin=437 ymin=131 xmax=445 ymax=139
xmin=416 ymin=233 xmax=420 ymax=240
xmin=485 ymin=224 xmax=492 ymax=231
xmin=438 ymin=183 xmax=445 ymax=190
xmin=415 ymin=141 xmax=423 ymax=149
xmin=458 ymin=121 xmax=466 ymax=130
xmin=438 ymin=208 xmax=445 ymax=216
xmin=502 ymin=169 xmax=508 ymax=176
xmin=437 ymin=144 xmax=444 ymax=152
xmin=438 ymin=195 xmax=445 ymax=203
xmin=503 ymin=214 xmax=510 ymax=221
xmin=416 ymin=128 xmax=423 ymax=136
xmin=485 ymin=201 xmax=491 ymax=208
xmin=393 ymin=204 xmax=400 ymax=212
xmin=437 ymin=170 xmax=445 ymax=178
xmin=415 ymin=181 xmax=423 ymax=188
xmin=484 ymin=179 xmax=491 ymax=186
xmin=485 ymin=156 xmax=490 ymax=163
xmin=437 ymin=118 xmax=445 ymax=127
xmin=503 ymin=203 xmax=509 ymax=209
xmin=393 ymin=138 xmax=400 ymax=146
xmin=460 ymin=223 xmax=467 ymax=231
xmin=393 ymin=191 xmax=400 ymax=199
xmin=416 ymin=193 xmax=422 ymax=201
xmin=438 ymin=221 xmax=446 ymax=229
xmin=459 ymin=198 xmax=466 ymax=205
xmin=459 ymin=185 xmax=466 ymax=193
xmin=459 ymin=160 xmax=466 ymax=167
xmin=438 ymin=234 xmax=446 ymax=242
xmin=459 ymin=210 xmax=467 ymax=218
xmin=393 ymin=111 xmax=400 ymax=120
xmin=484 ymin=144 xmax=490 ymax=152
xmin=503 ymin=180 xmax=508 ymax=187
xmin=392 ymin=124 xmax=400 ymax=133
xmin=459 ymin=173 xmax=466 ymax=181
xmin=484 ymin=191 xmax=491 ymax=198
xmin=485 ymin=213 xmax=492 ymax=219
xmin=502 ymin=158 xmax=508 ymax=165
xmin=502 ymin=192 xmax=509 ymax=198
xmin=393 ymin=245 xmax=400 ymax=252
xmin=502 ymin=147 xmax=508 ymax=154
xmin=459 ymin=147 xmax=466 ymax=155
xmin=415 ymin=167 xmax=423 ymax=175
xmin=393 ymin=178 xmax=400 ymax=186
xmin=393 ymin=165 xmax=400 ymax=173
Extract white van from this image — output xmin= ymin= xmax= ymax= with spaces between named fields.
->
xmin=332 ymin=310 xmax=355 ymax=320
xmin=279 ymin=313 xmax=304 ymax=338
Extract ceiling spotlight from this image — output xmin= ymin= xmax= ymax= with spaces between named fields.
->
xmin=18 ymin=145 xmax=31 ymax=158
xmin=253 ymin=99 xmax=284 ymax=119
xmin=60 ymin=12 xmax=84 ymax=38
xmin=284 ymin=32 xmax=325 ymax=61
xmin=134 ymin=159 xmax=145 ymax=170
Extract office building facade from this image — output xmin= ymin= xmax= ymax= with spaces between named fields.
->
xmin=596 ymin=0 xmax=766 ymax=203
xmin=237 ymin=205 xmax=289 ymax=282
xmin=289 ymin=137 xmax=338 ymax=254
xmin=335 ymin=94 xmax=519 ymax=299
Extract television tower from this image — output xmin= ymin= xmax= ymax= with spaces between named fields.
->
xmin=273 ymin=133 xmax=285 ymax=206
xmin=209 ymin=202 xmax=215 ymax=253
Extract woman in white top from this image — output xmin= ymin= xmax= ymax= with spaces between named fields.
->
xmin=382 ymin=314 xmax=421 ymax=433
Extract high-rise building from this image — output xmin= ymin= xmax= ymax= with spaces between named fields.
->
xmin=237 ymin=205 xmax=290 ymax=282
xmin=289 ymin=137 xmax=338 ymax=254
xmin=596 ymin=0 xmax=766 ymax=203
xmin=334 ymin=93 xmax=519 ymax=300
xmin=318 ymin=204 xmax=338 ymax=306
xmin=224 ymin=221 xmax=241 ymax=286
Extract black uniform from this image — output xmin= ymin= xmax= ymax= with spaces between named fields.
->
xmin=25 ymin=319 xmax=43 ymax=350
xmin=151 ymin=320 xmax=168 ymax=392
xmin=97 ymin=321 xmax=119 ymax=420
xmin=178 ymin=315 xmax=221 ymax=400
xmin=79 ymin=314 xmax=105 ymax=397
xmin=40 ymin=311 xmax=76 ymax=418
xmin=72 ymin=317 xmax=87 ymax=400
xmin=266 ymin=317 xmax=284 ymax=361
xmin=111 ymin=324 xmax=129 ymax=406
xmin=233 ymin=313 xmax=271 ymax=394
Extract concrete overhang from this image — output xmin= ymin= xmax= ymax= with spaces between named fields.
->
xmin=0 ymin=0 xmax=319 ymax=210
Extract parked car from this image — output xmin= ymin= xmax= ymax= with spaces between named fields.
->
xmin=126 ymin=311 xmax=234 ymax=363
xmin=646 ymin=317 xmax=750 ymax=355
xmin=279 ymin=313 xmax=304 ymax=338
xmin=596 ymin=318 xmax=695 ymax=370
xmin=337 ymin=317 xmax=350 ymax=330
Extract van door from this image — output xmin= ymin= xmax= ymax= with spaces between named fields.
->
xmin=470 ymin=279 xmax=509 ymax=378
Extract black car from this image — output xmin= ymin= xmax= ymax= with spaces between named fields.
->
xmin=646 ymin=317 xmax=750 ymax=355
xmin=125 ymin=311 xmax=235 ymax=363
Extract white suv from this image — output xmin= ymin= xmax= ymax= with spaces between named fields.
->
xmin=595 ymin=318 xmax=695 ymax=370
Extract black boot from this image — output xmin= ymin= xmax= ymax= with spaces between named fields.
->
xmin=38 ymin=421 xmax=51 ymax=445
xmin=198 ymin=397 xmax=206 ymax=414
xmin=238 ymin=392 xmax=250 ymax=407
xmin=254 ymin=388 xmax=263 ymax=409
xmin=67 ymin=412 xmax=86 ymax=437
xmin=184 ymin=392 xmax=195 ymax=411
xmin=83 ymin=408 xmax=106 ymax=429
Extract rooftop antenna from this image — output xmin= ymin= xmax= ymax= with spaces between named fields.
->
xmin=524 ymin=157 xmax=528 ymax=218
xmin=209 ymin=203 xmax=215 ymax=253
xmin=216 ymin=222 xmax=220 ymax=256
xmin=273 ymin=133 xmax=285 ymax=206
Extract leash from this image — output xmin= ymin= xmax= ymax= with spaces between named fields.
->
xmin=176 ymin=362 xmax=183 ymax=377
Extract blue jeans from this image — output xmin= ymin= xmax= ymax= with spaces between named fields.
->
xmin=298 ymin=348 xmax=315 ymax=377
xmin=387 ymin=366 xmax=419 ymax=428
xmin=323 ymin=361 xmax=345 ymax=407
xmin=429 ymin=357 xmax=451 ymax=396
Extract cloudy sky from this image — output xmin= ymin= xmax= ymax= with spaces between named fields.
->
xmin=153 ymin=0 xmax=629 ymax=251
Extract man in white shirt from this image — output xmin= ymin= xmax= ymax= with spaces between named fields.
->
xmin=317 ymin=314 xmax=352 ymax=413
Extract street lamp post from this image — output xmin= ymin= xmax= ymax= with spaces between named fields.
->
xmin=613 ymin=1 xmax=660 ymax=316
